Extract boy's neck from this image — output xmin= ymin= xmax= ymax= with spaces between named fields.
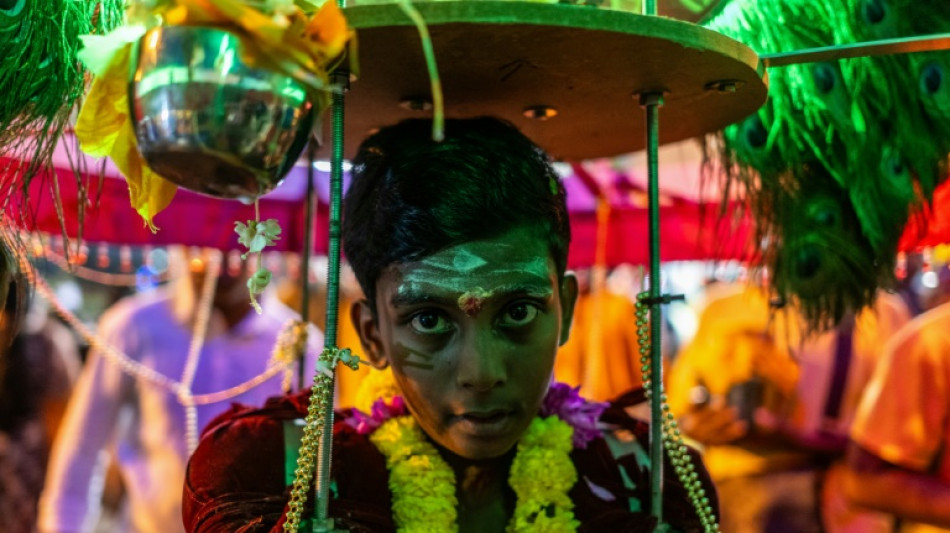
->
xmin=438 ymin=445 xmax=517 ymax=532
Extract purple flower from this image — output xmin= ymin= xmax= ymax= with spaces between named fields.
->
xmin=540 ymin=382 xmax=608 ymax=449
xmin=345 ymin=383 xmax=607 ymax=448
xmin=344 ymin=396 xmax=408 ymax=435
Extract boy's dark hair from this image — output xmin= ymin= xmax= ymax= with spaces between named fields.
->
xmin=342 ymin=117 xmax=571 ymax=307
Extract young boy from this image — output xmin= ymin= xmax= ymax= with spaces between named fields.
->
xmin=183 ymin=117 xmax=717 ymax=532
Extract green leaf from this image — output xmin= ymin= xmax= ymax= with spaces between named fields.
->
xmin=248 ymin=234 xmax=268 ymax=254
xmin=246 ymin=268 xmax=272 ymax=314
xmin=235 ymin=216 xmax=282 ymax=313
xmin=259 ymin=218 xmax=282 ymax=244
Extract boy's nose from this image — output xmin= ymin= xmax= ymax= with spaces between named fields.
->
xmin=455 ymin=336 xmax=507 ymax=392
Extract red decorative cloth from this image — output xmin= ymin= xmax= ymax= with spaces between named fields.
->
xmin=183 ymin=389 xmax=718 ymax=532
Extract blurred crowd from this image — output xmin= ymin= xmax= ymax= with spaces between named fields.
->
xmin=3 ymin=246 xmax=950 ymax=532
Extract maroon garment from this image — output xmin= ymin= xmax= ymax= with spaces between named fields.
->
xmin=183 ymin=389 xmax=718 ymax=532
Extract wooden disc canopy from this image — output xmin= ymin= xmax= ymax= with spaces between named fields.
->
xmin=319 ymin=1 xmax=768 ymax=160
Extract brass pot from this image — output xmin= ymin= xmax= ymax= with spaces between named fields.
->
xmin=129 ymin=25 xmax=314 ymax=201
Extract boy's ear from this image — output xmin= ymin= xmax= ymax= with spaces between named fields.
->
xmin=558 ymin=272 xmax=579 ymax=346
xmin=351 ymin=299 xmax=389 ymax=369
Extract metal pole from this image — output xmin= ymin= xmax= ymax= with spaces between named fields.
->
xmin=641 ymin=90 xmax=665 ymax=526
xmin=641 ymin=4 xmax=663 ymax=526
xmin=643 ymin=0 xmax=656 ymax=16
xmin=761 ymin=32 xmax=950 ymax=67
xmin=641 ymin=0 xmax=662 ymax=526
xmin=298 ymin=142 xmax=317 ymax=391
xmin=313 ymin=64 xmax=348 ymax=533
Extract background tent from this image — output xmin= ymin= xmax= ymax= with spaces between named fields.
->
xmin=12 ymin=136 xmax=755 ymax=268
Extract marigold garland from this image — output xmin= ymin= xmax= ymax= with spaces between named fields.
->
xmin=370 ymin=414 xmax=579 ymax=533
xmin=370 ymin=416 xmax=459 ymax=532
xmin=354 ymin=365 xmax=403 ymax=412
xmin=347 ymin=367 xmax=610 ymax=531
xmin=352 ymin=368 xmax=594 ymax=532
xmin=508 ymin=417 xmax=579 ymax=532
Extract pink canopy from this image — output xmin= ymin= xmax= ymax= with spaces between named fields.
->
xmin=9 ymin=138 xmax=759 ymax=267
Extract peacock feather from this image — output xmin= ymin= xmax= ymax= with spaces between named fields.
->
xmin=705 ymin=0 xmax=950 ymax=330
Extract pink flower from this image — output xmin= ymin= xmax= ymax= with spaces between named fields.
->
xmin=540 ymin=382 xmax=608 ymax=449
xmin=345 ymin=396 xmax=408 ymax=435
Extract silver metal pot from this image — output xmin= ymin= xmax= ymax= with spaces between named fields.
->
xmin=129 ymin=25 xmax=314 ymax=201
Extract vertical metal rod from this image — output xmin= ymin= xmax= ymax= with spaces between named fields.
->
xmin=642 ymin=91 xmax=664 ymax=525
xmin=313 ymin=69 xmax=348 ymax=531
xmin=298 ymin=142 xmax=317 ymax=391
xmin=643 ymin=6 xmax=666 ymax=528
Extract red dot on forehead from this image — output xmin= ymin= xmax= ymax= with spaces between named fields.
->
xmin=457 ymin=288 xmax=491 ymax=317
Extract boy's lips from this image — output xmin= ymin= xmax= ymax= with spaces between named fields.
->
xmin=454 ymin=408 xmax=517 ymax=437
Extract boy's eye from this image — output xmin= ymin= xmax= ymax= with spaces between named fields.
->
xmin=410 ymin=311 xmax=453 ymax=334
xmin=498 ymin=302 xmax=539 ymax=328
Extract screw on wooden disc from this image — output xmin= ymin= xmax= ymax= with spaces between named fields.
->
xmin=318 ymin=1 xmax=767 ymax=160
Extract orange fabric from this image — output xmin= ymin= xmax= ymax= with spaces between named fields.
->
xmin=334 ymin=298 xmax=371 ymax=409
xmin=669 ymin=286 xmax=910 ymax=477
xmin=669 ymin=285 xmax=911 ymax=532
xmin=276 ymin=284 xmax=367 ymax=409
xmin=851 ymin=302 xmax=950 ymax=533
xmin=555 ymin=291 xmax=644 ymax=403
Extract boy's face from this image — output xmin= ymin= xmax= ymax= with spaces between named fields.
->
xmin=353 ymin=226 xmax=577 ymax=460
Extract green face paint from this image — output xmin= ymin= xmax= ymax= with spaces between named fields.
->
xmin=397 ymin=249 xmax=550 ymax=300
xmin=369 ymin=226 xmax=570 ymax=461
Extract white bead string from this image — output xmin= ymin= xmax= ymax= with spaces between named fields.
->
xmin=190 ymin=362 xmax=288 ymax=405
xmin=19 ymin=250 xmax=182 ymax=392
xmin=3 ymin=228 xmax=299 ymax=452
xmin=178 ymin=250 xmax=221 ymax=452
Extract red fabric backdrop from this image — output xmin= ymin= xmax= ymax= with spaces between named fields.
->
xmin=11 ymin=162 xmax=757 ymax=268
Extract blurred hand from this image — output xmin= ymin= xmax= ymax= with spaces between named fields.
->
xmin=678 ymin=397 xmax=749 ymax=446
xmin=750 ymin=334 xmax=799 ymax=397
xmin=752 ymin=406 xmax=783 ymax=434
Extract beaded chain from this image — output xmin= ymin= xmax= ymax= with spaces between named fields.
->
xmin=635 ymin=292 xmax=720 ymax=533
xmin=283 ymin=347 xmax=359 ymax=532
xmin=3 ymin=228 xmax=302 ymax=453
xmin=179 ymin=250 xmax=221 ymax=452
xmin=272 ymin=320 xmax=310 ymax=393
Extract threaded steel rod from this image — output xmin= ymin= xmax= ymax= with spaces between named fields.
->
xmin=313 ymin=64 xmax=348 ymax=532
xmin=643 ymin=91 xmax=664 ymax=526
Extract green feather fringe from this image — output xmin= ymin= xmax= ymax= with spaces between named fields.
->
xmin=706 ymin=0 xmax=950 ymax=330
xmin=0 ymin=0 xmax=124 ymax=217
xmin=773 ymin=165 xmax=884 ymax=329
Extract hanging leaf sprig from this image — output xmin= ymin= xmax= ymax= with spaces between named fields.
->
xmin=235 ymin=205 xmax=282 ymax=313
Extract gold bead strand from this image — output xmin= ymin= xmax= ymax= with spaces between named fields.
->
xmin=635 ymin=292 xmax=719 ymax=533
xmin=283 ymin=349 xmax=335 ymax=532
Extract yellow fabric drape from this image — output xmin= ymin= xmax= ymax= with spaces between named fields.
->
xmin=555 ymin=290 xmax=644 ymax=402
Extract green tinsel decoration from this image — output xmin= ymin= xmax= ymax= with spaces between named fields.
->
xmin=0 ymin=0 xmax=124 ymax=218
xmin=705 ymin=0 xmax=950 ymax=330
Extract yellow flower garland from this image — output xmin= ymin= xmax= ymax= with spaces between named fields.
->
xmin=370 ymin=417 xmax=459 ymax=531
xmin=508 ymin=417 xmax=578 ymax=532
xmin=354 ymin=366 xmax=403 ymax=413
xmin=356 ymin=367 xmax=581 ymax=531
xmin=369 ymin=408 xmax=580 ymax=532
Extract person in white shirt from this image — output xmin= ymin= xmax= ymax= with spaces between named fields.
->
xmin=39 ymin=248 xmax=319 ymax=533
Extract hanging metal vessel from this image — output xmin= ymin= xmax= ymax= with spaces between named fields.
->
xmin=129 ymin=25 xmax=314 ymax=201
